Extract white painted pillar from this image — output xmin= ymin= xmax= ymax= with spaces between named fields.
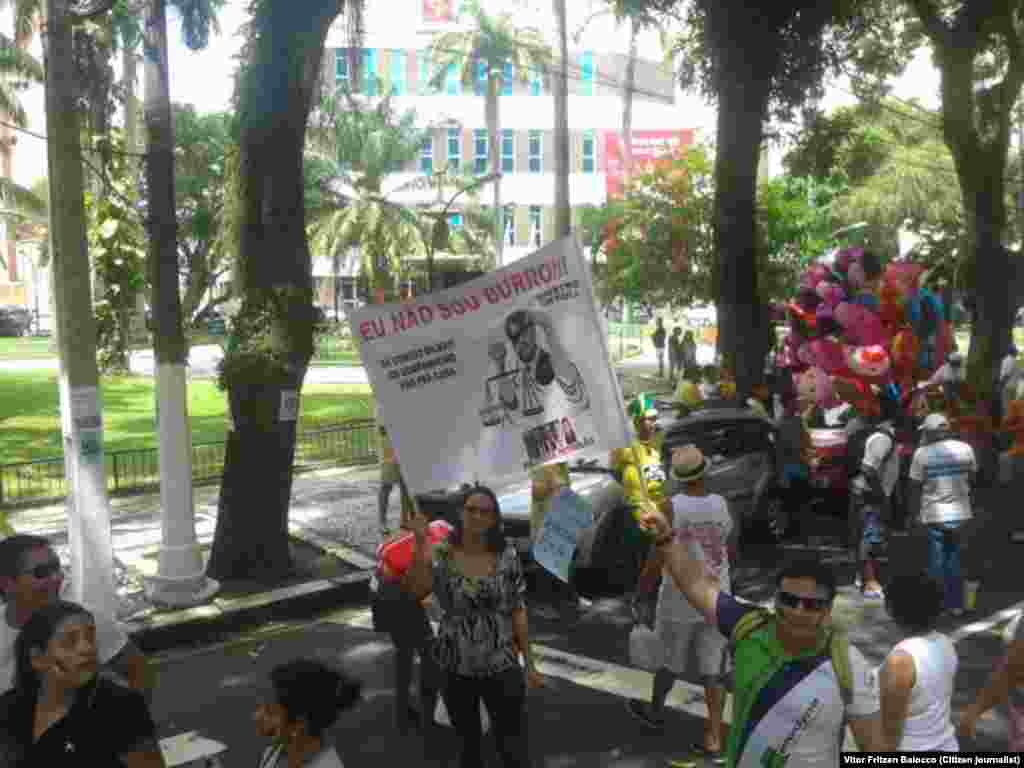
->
xmin=59 ymin=375 xmax=117 ymax=619
xmin=146 ymin=362 xmax=219 ymax=606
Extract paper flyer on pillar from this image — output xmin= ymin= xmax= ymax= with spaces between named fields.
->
xmin=350 ymin=235 xmax=632 ymax=495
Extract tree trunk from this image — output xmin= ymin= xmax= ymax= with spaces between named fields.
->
xmin=206 ymin=0 xmax=342 ymax=583
xmin=621 ymin=20 xmax=637 ymax=190
xmin=714 ymin=71 xmax=771 ymax=400
xmin=487 ymin=73 xmax=501 ymax=265
xmin=42 ymin=0 xmax=117 ymax=617
xmin=552 ymin=0 xmax=570 ymax=239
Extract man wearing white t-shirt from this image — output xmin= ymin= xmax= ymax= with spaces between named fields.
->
xmin=849 ymin=408 xmax=901 ymax=599
xmin=0 ymin=535 xmax=149 ymax=693
xmin=628 ymin=446 xmax=733 ymax=763
xmin=909 ymin=413 xmax=978 ymax=617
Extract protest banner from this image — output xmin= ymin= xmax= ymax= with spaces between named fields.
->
xmin=533 ymin=488 xmax=594 ymax=582
xmin=349 ymin=235 xmax=631 ymax=495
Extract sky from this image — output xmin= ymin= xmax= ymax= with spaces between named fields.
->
xmin=6 ymin=0 xmax=943 ymax=187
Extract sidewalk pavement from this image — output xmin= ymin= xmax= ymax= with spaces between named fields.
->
xmin=3 ymin=357 xmax=679 ymax=651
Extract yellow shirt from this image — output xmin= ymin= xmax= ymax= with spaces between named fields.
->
xmin=674 ymin=379 xmax=703 ymax=408
xmin=610 ymin=436 xmax=667 ymax=508
xmin=529 ymin=462 xmax=571 ymax=540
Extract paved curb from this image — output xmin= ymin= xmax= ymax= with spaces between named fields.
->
xmin=130 ymin=570 xmax=372 ymax=654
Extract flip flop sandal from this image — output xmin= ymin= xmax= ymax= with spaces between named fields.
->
xmin=690 ymin=744 xmax=726 ymax=764
xmin=667 ymin=760 xmax=697 ymax=768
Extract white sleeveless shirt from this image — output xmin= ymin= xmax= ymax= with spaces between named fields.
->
xmin=887 ymin=632 xmax=959 ymax=751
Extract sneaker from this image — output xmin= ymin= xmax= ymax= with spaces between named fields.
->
xmin=626 ymin=698 xmax=664 ymax=729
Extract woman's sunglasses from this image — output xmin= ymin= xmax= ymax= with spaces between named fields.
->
xmin=776 ymin=590 xmax=830 ymax=612
xmin=23 ymin=560 xmax=62 ymax=580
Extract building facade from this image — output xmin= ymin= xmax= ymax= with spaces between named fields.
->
xmin=313 ymin=0 xmax=700 ymax=307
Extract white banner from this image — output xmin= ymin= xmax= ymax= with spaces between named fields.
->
xmin=350 ymin=236 xmax=631 ymax=495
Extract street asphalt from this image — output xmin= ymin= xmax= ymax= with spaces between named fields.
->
xmin=4 ymin=344 xmax=1024 ymax=764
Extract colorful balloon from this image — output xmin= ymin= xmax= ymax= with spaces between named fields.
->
xmin=810 ymin=338 xmax=848 ymax=375
xmin=833 ymin=376 xmax=880 ymax=418
xmin=834 ymin=302 xmax=887 ymax=346
xmin=847 ymin=344 xmax=891 ymax=379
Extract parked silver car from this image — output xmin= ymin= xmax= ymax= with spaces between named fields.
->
xmin=415 ymin=406 xmax=783 ymax=595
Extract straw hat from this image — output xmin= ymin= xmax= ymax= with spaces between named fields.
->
xmin=671 ymin=445 xmax=707 ymax=483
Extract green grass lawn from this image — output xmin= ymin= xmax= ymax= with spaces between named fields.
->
xmin=0 ymin=337 xmax=58 ymax=361
xmin=0 ymin=371 xmax=373 ymax=464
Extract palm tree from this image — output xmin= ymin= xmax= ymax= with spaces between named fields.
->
xmin=429 ymin=0 xmax=550 ymax=266
xmin=305 ymin=89 xmax=431 ymax=302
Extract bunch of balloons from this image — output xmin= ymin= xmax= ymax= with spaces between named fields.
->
xmin=775 ymin=247 xmax=954 ymax=413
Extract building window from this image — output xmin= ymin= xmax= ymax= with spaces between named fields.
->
xmin=504 ymin=204 xmax=516 ymax=246
xmin=529 ymin=205 xmax=542 ymax=247
xmin=529 ymin=65 xmax=543 ymax=96
xmin=363 ymin=49 xmax=378 ymax=96
xmin=502 ymin=60 xmax=513 ymax=96
xmin=501 ymin=129 xmax=515 ymax=173
xmin=447 ymin=127 xmax=461 ymax=171
xmin=391 ymin=50 xmax=406 ymax=96
xmin=418 ymin=50 xmax=436 ymax=94
xmin=580 ymin=51 xmax=593 ymax=96
xmin=335 ymin=49 xmax=350 ymax=90
xmin=420 ymin=136 xmax=433 ymax=174
xmin=445 ymin=61 xmax=460 ymax=95
xmin=474 ymin=129 xmax=488 ymax=174
xmin=528 ymin=130 xmax=542 ymax=173
xmin=582 ymin=130 xmax=595 ymax=173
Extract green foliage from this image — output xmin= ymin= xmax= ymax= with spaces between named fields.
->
xmin=305 ymin=91 xmax=431 ymax=295
xmin=757 ymin=174 xmax=845 ymax=298
xmin=85 ymin=144 xmax=146 ymax=373
xmin=173 ymin=104 xmax=234 ymax=322
xmin=585 ymin=144 xmax=715 ymax=309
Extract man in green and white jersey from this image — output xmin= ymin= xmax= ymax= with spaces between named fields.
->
xmin=638 ymin=504 xmax=885 ymax=767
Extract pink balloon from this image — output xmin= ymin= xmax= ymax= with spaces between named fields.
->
xmin=802 ymin=264 xmax=831 ymax=290
xmin=816 ymin=281 xmax=846 ymax=306
xmin=797 ymin=341 xmax=816 ymax=368
xmin=834 ymin=302 xmax=887 ymax=346
xmin=810 ymin=338 xmax=847 ymax=374
xmin=846 ymin=344 xmax=892 ymax=379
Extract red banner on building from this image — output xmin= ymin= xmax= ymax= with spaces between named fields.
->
xmin=603 ymin=129 xmax=696 ymax=198
xmin=422 ymin=0 xmax=458 ymax=24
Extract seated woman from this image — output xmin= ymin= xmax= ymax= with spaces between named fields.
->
xmin=253 ymin=657 xmax=363 ymax=768
xmin=0 ymin=600 xmax=164 ymax=767
xmin=880 ymin=571 xmax=958 ymax=752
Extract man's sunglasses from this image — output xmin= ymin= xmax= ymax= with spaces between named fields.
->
xmin=776 ymin=591 xmax=830 ymax=612
xmin=23 ymin=561 xmax=62 ymax=580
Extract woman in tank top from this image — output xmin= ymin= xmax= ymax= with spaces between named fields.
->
xmin=879 ymin=571 xmax=959 ymax=751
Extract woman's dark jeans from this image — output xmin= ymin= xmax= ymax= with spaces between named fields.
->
xmin=444 ymin=666 xmax=529 ymax=768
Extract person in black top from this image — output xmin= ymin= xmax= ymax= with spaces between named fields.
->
xmin=0 ymin=600 xmax=163 ymax=767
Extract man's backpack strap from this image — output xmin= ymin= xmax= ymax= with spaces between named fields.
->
xmin=726 ymin=608 xmax=853 ymax=706
xmin=826 ymin=627 xmax=854 ymax=707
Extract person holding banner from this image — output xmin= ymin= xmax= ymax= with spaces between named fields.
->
xmin=610 ymin=395 xmax=667 ymax=599
xmin=404 ymin=487 xmax=544 ymax=768
xmin=377 ymin=409 xmax=413 ymax=537
xmin=529 ymin=462 xmax=574 ymax=620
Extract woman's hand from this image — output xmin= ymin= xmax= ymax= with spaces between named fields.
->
xmin=408 ymin=508 xmax=430 ymax=539
xmin=525 ymin=666 xmax=547 ymax=691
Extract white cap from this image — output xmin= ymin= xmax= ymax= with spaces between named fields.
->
xmin=919 ymin=413 xmax=950 ymax=432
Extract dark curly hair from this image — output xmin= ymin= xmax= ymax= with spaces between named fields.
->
xmin=885 ymin=571 xmax=945 ymax=633
xmin=270 ymin=658 xmax=363 ymax=739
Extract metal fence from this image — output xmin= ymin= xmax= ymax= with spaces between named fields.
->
xmin=0 ymin=419 xmax=379 ymax=509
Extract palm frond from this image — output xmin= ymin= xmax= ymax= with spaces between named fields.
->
xmin=0 ymin=33 xmax=41 ymax=82
xmin=0 ymin=176 xmax=46 ymax=219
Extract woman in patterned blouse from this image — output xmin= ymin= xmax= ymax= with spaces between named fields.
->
xmin=405 ymin=486 xmax=545 ymax=768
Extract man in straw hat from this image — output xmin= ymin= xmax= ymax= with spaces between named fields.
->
xmin=627 ymin=445 xmax=733 ymax=763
